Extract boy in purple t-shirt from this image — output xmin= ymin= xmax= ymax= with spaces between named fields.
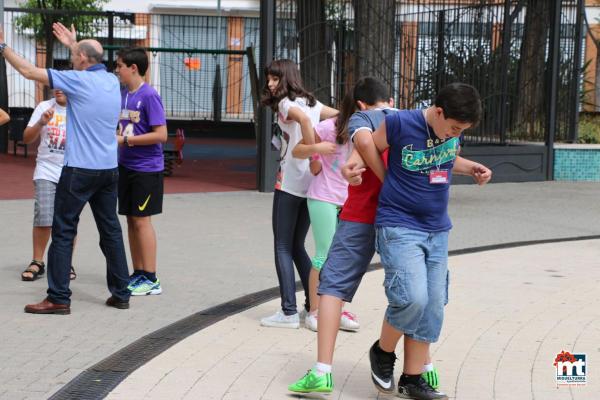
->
xmin=115 ymin=47 xmax=167 ymax=296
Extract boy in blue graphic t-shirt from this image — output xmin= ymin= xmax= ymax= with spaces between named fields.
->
xmin=363 ymin=83 xmax=492 ymax=400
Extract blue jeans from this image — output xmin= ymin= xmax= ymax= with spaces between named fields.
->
xmin=376 ymin=226 xmax=449 ymax=343
xmin=47 ymin=167 xmax=130 ymax=305
xmin=272 ymin=189 xmax=311 ymax=315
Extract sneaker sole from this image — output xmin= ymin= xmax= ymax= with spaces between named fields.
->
xmin=131 ymin=287 xmax=162 ymax=296
xmin=288 ymin=388 xmax=333 ymax=393
xmin=339 ymin=325 xmax=360 ymax=332
xmin=370 ymin=374 xmax=395 ymax=394
xmin=260 ymin=321 xmax=300 ymax=329
xmin=397 ymin=394 xmax=448 ymax=400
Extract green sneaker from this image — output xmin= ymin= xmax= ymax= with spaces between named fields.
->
xmin=130 ymin=277 xmax=162 ymax=296
xmin=422 ymin=367 xmax=440 ymax=390
xmin=288 ymin=369 xmax=333 ymax=393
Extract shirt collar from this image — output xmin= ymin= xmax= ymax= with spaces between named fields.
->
xmin=86 ymin=63 xmax=107 ymax=72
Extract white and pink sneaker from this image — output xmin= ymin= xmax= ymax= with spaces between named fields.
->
xmin=339 ymin=310 xmax=360 ymax=331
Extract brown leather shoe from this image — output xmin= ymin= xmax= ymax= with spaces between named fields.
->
xmin=24 ymin=298 xmax=70 ymax=315
xmin=105 ymin=296 xmax=129 ymax=309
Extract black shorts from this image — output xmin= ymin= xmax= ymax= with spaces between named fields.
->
xmin=118 ymin=165 xmax=164 ymax=216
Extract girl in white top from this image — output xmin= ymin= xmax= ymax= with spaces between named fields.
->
xmin=21 ymin=90 xmax=76 ymax=281
xmin=260 ymin=59 xmax=339 ymax=329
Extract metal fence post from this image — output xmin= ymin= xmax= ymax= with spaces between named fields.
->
xmin=0 ymin=0 xmax=8 ymax=153
xmin=568 ymin=0 xmax=584 ymax=143
xmin=107 ymin=11 xmax=114 ymax=71
xmin=258 ymin=0 xmax=277 ymax=192
xmin=546 ymin=0 xmax=562 ymax=180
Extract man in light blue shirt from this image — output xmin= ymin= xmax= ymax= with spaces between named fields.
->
xmin=0 ymin=23 xmax=131 ymax=314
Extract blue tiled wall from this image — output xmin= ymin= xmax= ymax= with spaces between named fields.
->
xmin=554 ymin=148 xmax=600 ymax=181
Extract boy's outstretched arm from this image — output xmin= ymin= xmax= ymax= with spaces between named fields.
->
xmin=452 ymin=156 xmax=492 ymax=185
xmin=354 ymin=121 xmax=389 ymax=182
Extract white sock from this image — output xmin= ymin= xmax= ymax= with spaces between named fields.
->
xmin=314 ymin=362 xmax=332 ymax=376
xmin=423 ymin=363 xmax=434 ymax=373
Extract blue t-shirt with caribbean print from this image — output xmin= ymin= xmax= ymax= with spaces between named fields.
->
xmin=375 ymin=109 xmax=460 ymax=232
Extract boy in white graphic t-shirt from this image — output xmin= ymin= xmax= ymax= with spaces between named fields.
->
xmin=21 ymin=90 xmax=76 ymax=281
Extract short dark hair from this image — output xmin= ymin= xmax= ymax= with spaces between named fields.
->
xmin=117 ymin=47 xmax=149 ymax=76
xmin=78 ymin=42 xmax=103 ymax=64
xmin=353 ymin=77 xmax=390 ymax=106
xmin=434 ymin=83 xmax=482 ymax=125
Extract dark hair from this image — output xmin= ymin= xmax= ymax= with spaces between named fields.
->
xmin=117 ymin=47 xmax=149 ymax=76
xmin=334 ymin=77 xmax=389 ymax=145
xmin=78 ymin=42 xmax=103 ymax=64
xmin=334 ymin=91 xmax=356 ymax=145
xmin=261 ymin=59 xmax=316 ymax=112
xmin=434 ymin=83 xmax=482 ymax=126
xmin=353 ymin=76 xmax=390 ymax=106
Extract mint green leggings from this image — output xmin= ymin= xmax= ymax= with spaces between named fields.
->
xmin=307 ymin=198 xmax=340 ymax=271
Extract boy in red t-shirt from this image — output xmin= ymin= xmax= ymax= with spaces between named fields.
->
xmin=289 ymin=77 xmax=417 ymax=393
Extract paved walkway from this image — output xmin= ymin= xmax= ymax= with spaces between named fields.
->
xmin=0 ymin=182 xmax=599 ymax=399
xmin=107 ymin=239 xmax=600 ymax=400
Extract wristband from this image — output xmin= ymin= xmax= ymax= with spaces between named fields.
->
xmin=310 ymin=154 xmax=320 ymax=162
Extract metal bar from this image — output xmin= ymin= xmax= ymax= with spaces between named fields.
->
xmin=546 ymin=0 xmax=562 ymax=180
xmin=5 ymin=7 xmax=132 ymax=18
xmin=435 ymin=10 xmax=445 ymax=93
xmin=0 ymin=0 xmax=8 ymax=153
xmin=103 ymin=45 xmax=247 ymax=55
xmin=107 ymin=12 xmax=114 ymax=71
xmin=498 ymin=0 xmax=512 ymax=145
xmin=258 ymin=0 xmax=276 ymax=192
xmin=568 ymin=0 xmax=584 ymax=143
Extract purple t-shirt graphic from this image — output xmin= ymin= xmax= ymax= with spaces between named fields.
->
xmin=118 ymin=83 xmax=167 ymax=172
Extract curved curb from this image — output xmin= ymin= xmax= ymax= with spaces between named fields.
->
xmin=49 ymin=234 xmax=600 ymax=400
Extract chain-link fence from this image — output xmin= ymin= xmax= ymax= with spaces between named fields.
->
xmin=274 ymin=0 xmax=584 ymax=144
xmin=3 ymin=7 xmax=261 ymax=121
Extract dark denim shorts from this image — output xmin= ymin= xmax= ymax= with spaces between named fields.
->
xmin=317 ymin=220 xmax=376 ymax=302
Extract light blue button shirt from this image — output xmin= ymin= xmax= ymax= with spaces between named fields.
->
xmin=48 ymin=64 xmax=120 ymax=169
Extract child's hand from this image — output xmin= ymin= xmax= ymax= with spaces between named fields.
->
xmin=309 ymin=159 xmax=322 ymax=176
xmin=342 ymin=162 xmax=366 ymax=186
xmin=315 ymin=142 xmax=336 ymax=155
xmin=471 ymin=163 xmax=492 ymax=185
xmin=39 ymin=108 xmax=55 ymax=125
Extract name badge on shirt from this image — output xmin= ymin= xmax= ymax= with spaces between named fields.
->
xmin=429 ymin=170 xmax=448 ymax=184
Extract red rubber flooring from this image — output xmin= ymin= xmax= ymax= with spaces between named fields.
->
xmin=0 ymin=137 xmax=257 ymax=200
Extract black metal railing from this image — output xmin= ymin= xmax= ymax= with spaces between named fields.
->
xmin=273 ymin=0 xmax=584 ymax=144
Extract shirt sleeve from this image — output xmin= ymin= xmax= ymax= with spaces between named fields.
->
xmin=385 ymin=112 xmax=401 ymax=148
xmin=277 ymin=98 xmax=293 ymax=121
xmin=27 ymin=101 xmax=50 ymax=127
xmin=145 ymin=92 xmax=167 ymax=127
xmin=314 ymin=117 xmax=336 ymax=142
xmin=48 ymin=69 xmax=83 ymax=98
xmin=348 ymin=112 xmax=373 ymax=142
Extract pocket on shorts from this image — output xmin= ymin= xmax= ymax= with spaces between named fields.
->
xmin=383 ymin=271 xmax=409 ymax=306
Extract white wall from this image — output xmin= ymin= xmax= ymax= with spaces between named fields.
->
xmin=104 ymin=0 xmax=259 ymax=15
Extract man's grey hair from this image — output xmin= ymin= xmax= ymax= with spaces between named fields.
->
xmin=78 ymin=42 xmax=103 ymax=64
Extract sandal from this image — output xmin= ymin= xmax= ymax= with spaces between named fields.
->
xmin=21 ymin=260 xmax=45 ymax=281
xmin=70 ymin=266 xmax=77 ymax=281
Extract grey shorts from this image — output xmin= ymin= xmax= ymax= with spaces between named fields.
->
xmin=33 ymin=179 xmax=57 ymax=227
xmin=317 ymin=219 xmax=376 ymax=302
